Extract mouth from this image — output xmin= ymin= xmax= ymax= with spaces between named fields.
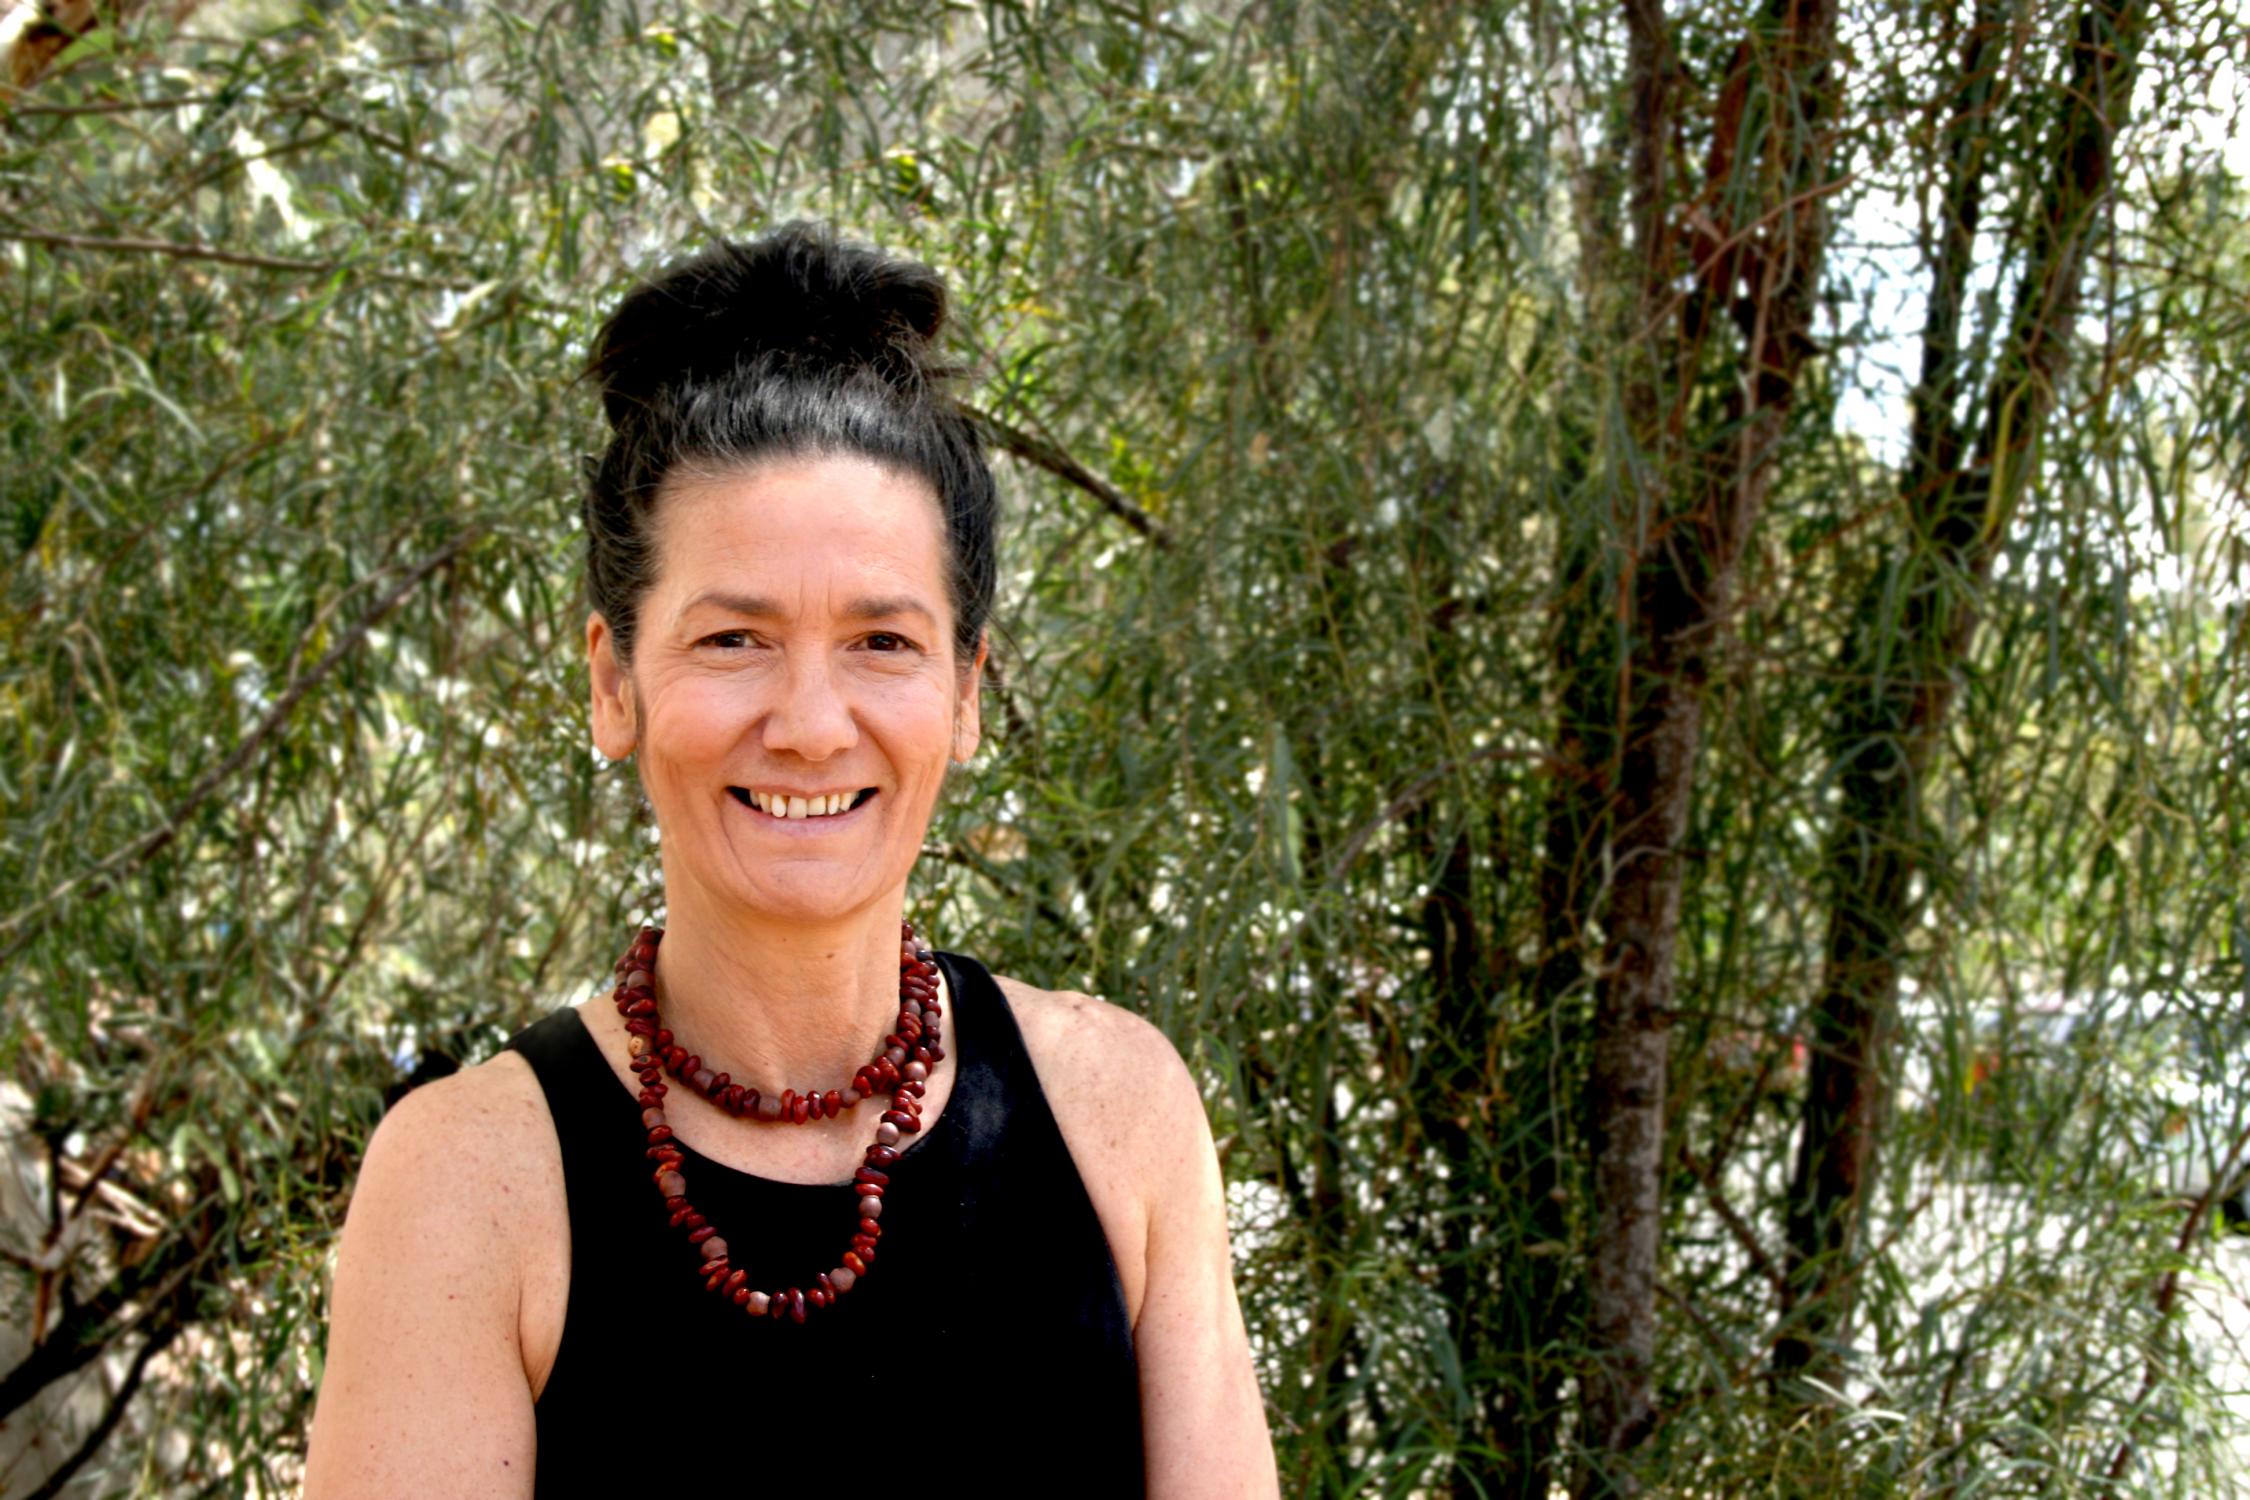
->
xmin=727 ymin=786 xmax=879 ymax=822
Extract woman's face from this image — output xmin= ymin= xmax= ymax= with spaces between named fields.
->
xmin=587 ymin=454 xmax=983 ymax=929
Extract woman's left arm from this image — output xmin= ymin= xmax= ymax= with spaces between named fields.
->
xmin=1008 ymin=982 xmax=1281 ymax=1497
xmin=1129 ymin=1030 xmax=1281 ymax=1498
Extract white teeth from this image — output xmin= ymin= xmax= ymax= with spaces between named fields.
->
xmin=746 ymin=791 xmax=859 ymax=818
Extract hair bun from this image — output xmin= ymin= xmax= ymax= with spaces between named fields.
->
xmin=587 ymin=222 xmax=949 ymax=429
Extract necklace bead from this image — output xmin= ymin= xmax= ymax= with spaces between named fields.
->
xmin=637 ymin=928 xmax=948 ymax=1124
xmin=609 ymin=921 xmax=943 ymax=1322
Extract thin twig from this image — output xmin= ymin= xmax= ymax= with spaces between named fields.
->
xmin=298 ymin=103 xmax=469 ymax=179
xmin=920 ymin=840 xmax=1074 ymax=936
xmin=0 ymin=528 xmax=483 ymax=957
xmin=958 ymin=400 xmax=1174 ymax=549
xmin=1325 ymin=743 xmax=1580 ymax=889
xmin=6 ymin=90 xmax=247 ymax=116
xmin=1680 ymin=1145 xmax=1785 ymax=1296
xmin=59 ymin=1073 xmax=163 ymax=1245
xmin=2104 ymin=1120 xmax=2250 ymax=1486
xmin=1251 ymin=742 xmax=1580 ymax=988
xmin=1086 ymin=0 xmax=1198 ymax=45
xmin=0 ymin=228 xmax=475 ymax=289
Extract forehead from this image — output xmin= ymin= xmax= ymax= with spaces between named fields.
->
xmin=649 ymin=454 xmax=949 ymax=606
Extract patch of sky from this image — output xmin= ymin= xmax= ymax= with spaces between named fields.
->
xmin=1827 ymin=51 xmax=2248 ymax=608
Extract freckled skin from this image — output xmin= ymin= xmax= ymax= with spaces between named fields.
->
xmin=994 ymin=979 xmax=1276 ymax=1496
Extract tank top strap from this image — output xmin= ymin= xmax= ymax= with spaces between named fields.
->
xmin=503 ymin=1006 xmax=646 ymax=1273
xmin=506 ymin=1003 xmax=642 ymax=1144
xmin=501 ymin=950 xmax=1029 ymax=1175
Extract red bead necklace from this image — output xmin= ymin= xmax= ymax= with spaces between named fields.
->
xmin=616 ymin=926 xmax=946 ymax=1123
xmin=609 ymin=921 xmax=945 ymax=1323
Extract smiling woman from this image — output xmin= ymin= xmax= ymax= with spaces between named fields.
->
xmin=592 ymin=457 xmax=980 ymax=930
xmin=299 ymin=224 xmax=1278 ymax=1499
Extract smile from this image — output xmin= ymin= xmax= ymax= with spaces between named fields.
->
xmin=727 ymin=786 xmax=878 ymax=821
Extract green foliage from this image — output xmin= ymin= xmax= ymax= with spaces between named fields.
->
xmin=0 ymin=0 xmax=2243 ymax=1494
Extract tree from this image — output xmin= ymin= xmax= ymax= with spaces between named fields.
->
xmin=1 ymin=0 xmax=2241 ymax=1494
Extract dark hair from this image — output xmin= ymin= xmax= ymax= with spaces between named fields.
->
xmin=580 ymin=222 xmax=997 ymax=667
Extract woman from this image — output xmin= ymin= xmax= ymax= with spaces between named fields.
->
xmin=304 ymin=225 xmax=1278 ymax=1497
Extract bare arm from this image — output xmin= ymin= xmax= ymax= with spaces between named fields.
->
xmin=964 ymin=978 xmax=1281 ymax=1495
xmin=302 ymin=1059 xmax=554 ymax=1498
xmin=1131 ymin=1033 xmax=1281 ymax=1499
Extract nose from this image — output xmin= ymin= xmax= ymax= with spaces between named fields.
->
xmin=762 ymin=646 xmax=858 ymax=762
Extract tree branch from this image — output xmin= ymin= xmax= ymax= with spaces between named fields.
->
xmin=958 ymin=401 xmax=1173 ymax=549
xmin=20 ymin=1321 xmax=179 ymax=1500
xmin=0 ymin=527 xmax=483 ymax=958
xmin=2105 ymin=1120 xmax=2250 ymax=1484
xmin=0 ymin=1193 xmax=218 ymax=1421
xmin=0 ymin=228 xmax=477 ymax=289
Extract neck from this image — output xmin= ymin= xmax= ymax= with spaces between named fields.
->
xmin=647 ymin=876 xmax=910 ymax=1096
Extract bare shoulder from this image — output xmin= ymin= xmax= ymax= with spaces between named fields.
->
xmin=304 ymin=1045 xmax=562 ymax=1497
xmin=987 ymin=975 xmax=1209 ymax=1331
xmin=347 ymin=1044 xmax=570 ymax=1366
xmin=992 ymin=974 xmax=1197 ymax=1108
xmin=353 ymin=1048 xmax=561 ymax=1239
xmin=374 ymin=1046 xmax=551 ymax=1151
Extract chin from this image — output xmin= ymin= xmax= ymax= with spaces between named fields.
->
xmin=726 ymin=867 xmax=894 ymax=924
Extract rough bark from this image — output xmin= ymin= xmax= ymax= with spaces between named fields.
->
xmin=1578 ymin=0 xmax=1840 ymax=1486
xmin=0 ymin=1179 xmax=220 ymax=1426
xmin=1776 ymin=0 xmax=2147 ymax=1383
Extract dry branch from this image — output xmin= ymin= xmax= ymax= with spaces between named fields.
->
xmin=959 ymin=401 xmax=1174 ymax=549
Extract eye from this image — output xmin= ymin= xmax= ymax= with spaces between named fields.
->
xmin=864 ymin=631 xmax=915 ymax=653
xmin=700 ymin=630 xmax=753 ymax=650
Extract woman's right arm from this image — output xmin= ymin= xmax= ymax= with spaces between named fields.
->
xmin=303 ymin=1057 xmax=558 ymax=1498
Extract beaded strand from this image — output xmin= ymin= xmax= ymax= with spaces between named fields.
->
xmin=610 ymin=921 xmax=945 ymax=1322
xmin=618 ymin=931 xmax=947 ymax=1121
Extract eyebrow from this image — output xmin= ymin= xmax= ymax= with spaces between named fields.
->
xmin=676 ymin=590 xmax=939 ymax=626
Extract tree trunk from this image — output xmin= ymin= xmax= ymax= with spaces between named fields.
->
xmin=1578 ymin=0 xmax=1841 ymax=1486
xmin=1776 ymin=0 xmax=2147 ymax=1384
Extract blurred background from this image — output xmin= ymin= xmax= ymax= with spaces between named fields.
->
xmin=0 ymin=0 xmax=2244 ymax=1494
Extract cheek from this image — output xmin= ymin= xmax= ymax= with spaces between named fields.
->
xmin=871 ymin=685 xmax=959 ymax=785
xmin=639 ymin=679 xmax=745 ymax=780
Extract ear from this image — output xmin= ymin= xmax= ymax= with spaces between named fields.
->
xmin=951 ymin=633 xmax=987 ymax=764
xmin=588 ymin=612 xmax=638 ymax=760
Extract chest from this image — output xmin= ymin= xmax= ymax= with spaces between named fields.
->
xmin=509 ymin=990 xmax=1146 ymax=1403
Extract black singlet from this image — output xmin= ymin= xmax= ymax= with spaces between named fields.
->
xmin=504 ymin=951 xmax=1145 ymax=1495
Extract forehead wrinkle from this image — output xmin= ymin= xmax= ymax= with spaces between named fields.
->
xmin=841 ymin=594 xmax=938 ymax=625
xmin=654 ymin=459 xmax=951 ymax=632
xmin=674 ymin=589 xmax=784 ymax=626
